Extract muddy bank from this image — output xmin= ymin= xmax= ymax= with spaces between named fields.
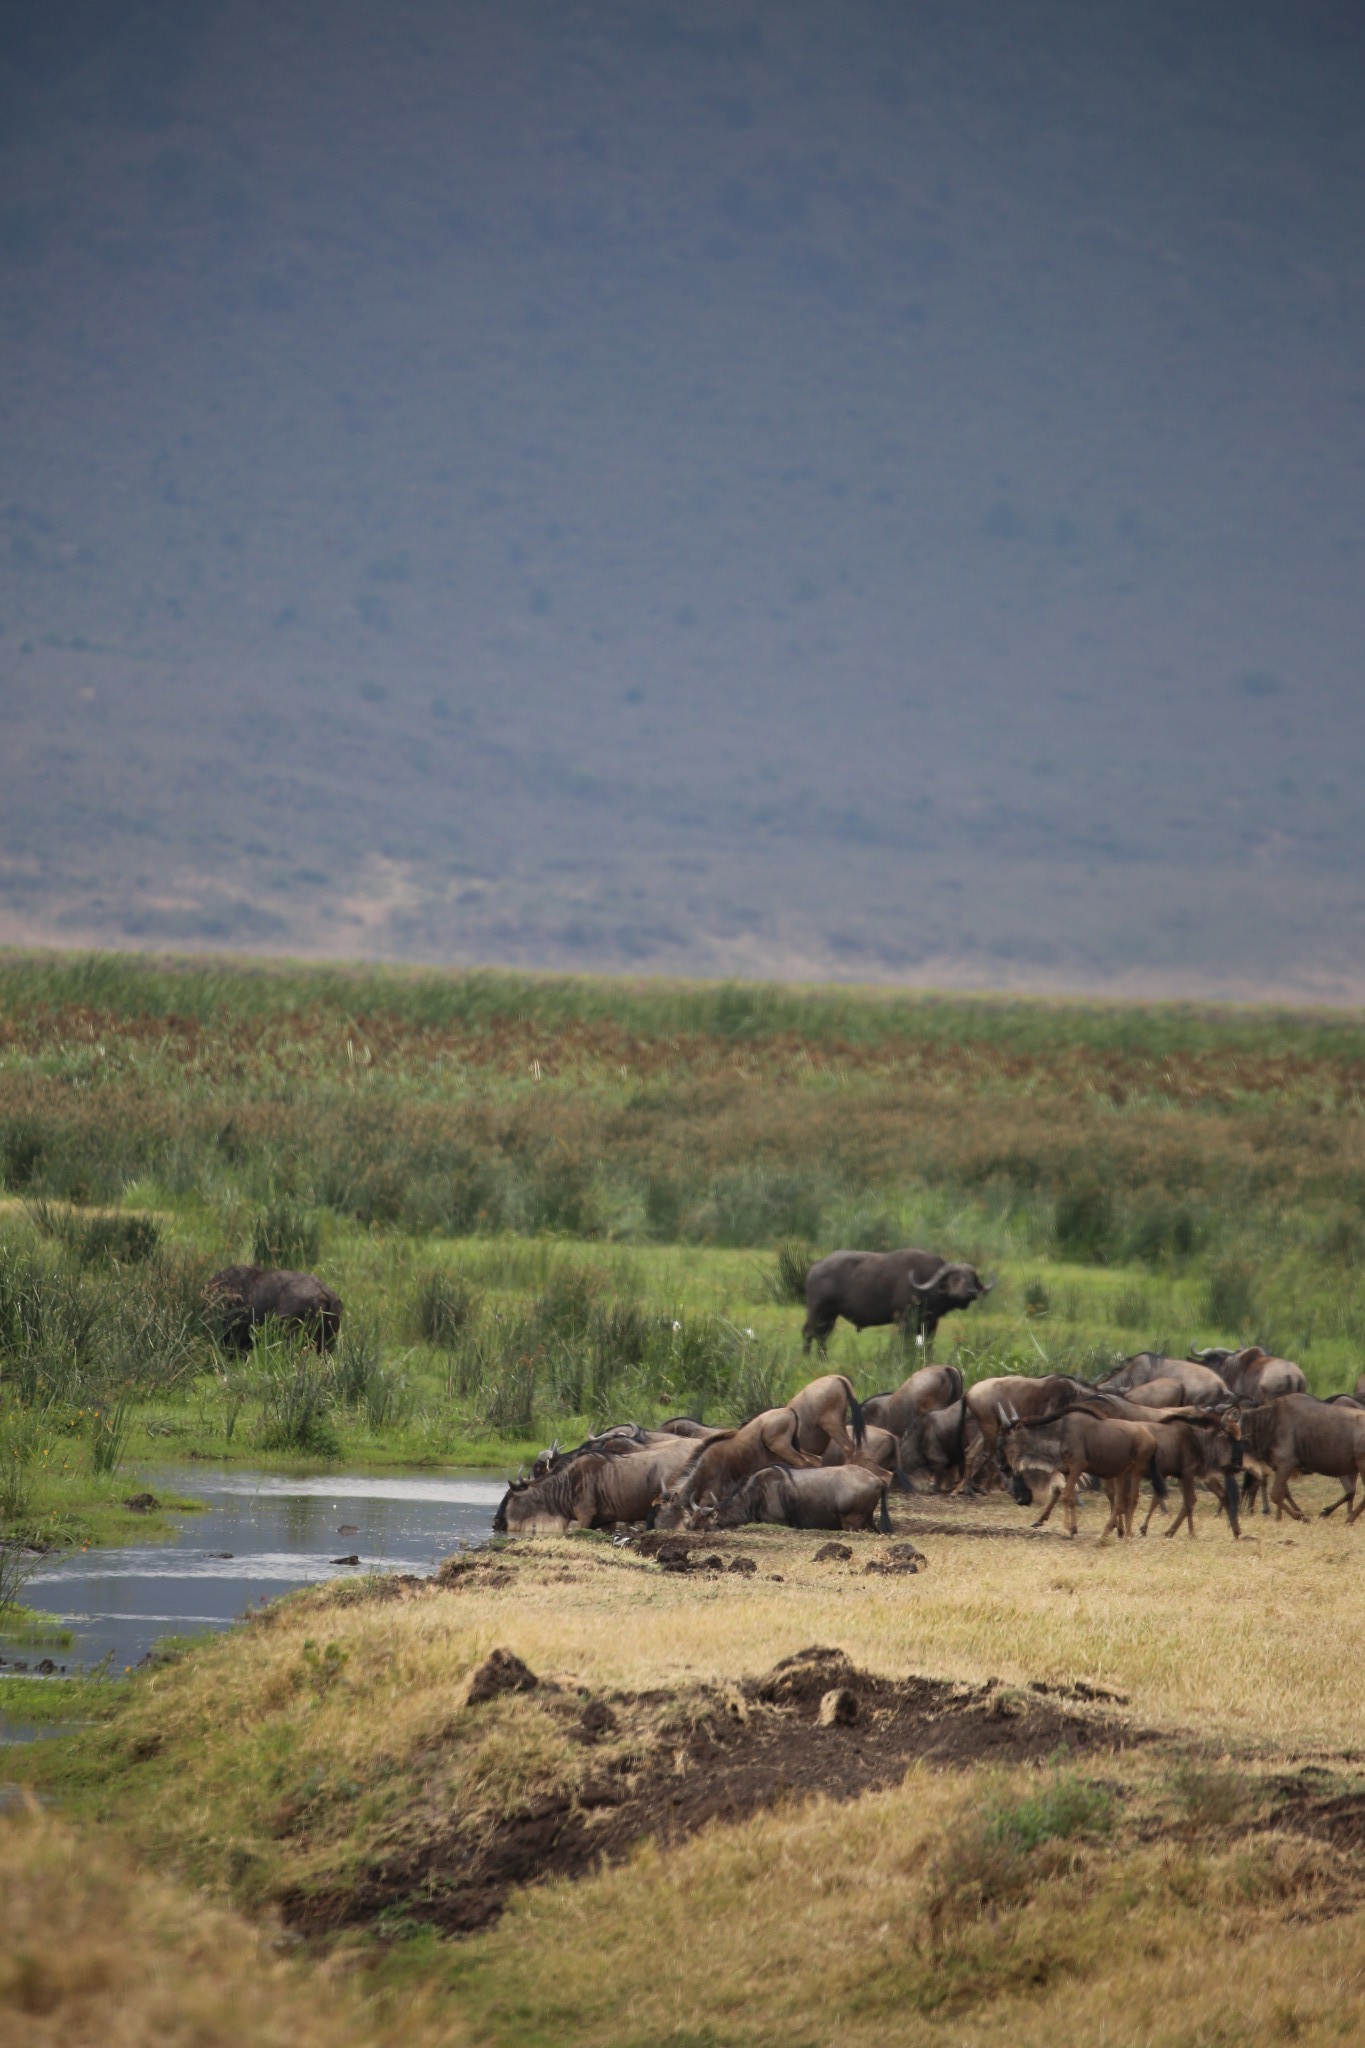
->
xmin=282 ymin=1644 xmax=1144 ymax=1938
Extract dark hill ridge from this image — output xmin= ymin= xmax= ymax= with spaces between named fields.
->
xmin=2 ymin=0 xmax=1363 ymax=997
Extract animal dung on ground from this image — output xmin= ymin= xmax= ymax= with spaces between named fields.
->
xmin=818 ymin=1687 xmax=860 ymax=1728
xmin=813 ymin=1541 xmax=853 ymax=1563
xmin=575 ymin=1699 xmax=618 ymax=1744
xmin=727 ymin=1555 xmax=757 ymax=1574
xmin=466 ymin=1647 xmax=540 ymax=1705
xmin=863 ymin=1543 xmax=927 ymax=1576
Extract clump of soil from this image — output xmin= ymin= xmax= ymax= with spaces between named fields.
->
xmin=283 ymin=1645 xmax=1144 ymax=1942
xmin=434 ymin=1552 xmax=513 ymax=1592
xmin=466 ymin=1649 xmax=540 ymax=1705
xmin=813 ymin=1542 xmax=852 ymax=1563
xmin=863 ymin=1543 xmax=927 ymax=1575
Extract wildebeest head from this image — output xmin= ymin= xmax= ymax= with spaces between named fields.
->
xmin=492 ymin=1472 xmax=530 ymax=1533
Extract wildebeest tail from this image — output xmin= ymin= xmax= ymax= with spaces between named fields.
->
xmin=953 ymin=1387 xmax=969 ymax=1475
xmin=1148 ymin=1461 xmax=1168 ymax=1502
xmin=843 ymin=1377 xmax=866 ymax=1449
xmin=944 ymin=1363 xmax=964 ymax=1404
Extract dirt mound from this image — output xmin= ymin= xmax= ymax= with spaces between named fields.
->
xmin=281 ymin=1646 xmax=1142 ymax=1941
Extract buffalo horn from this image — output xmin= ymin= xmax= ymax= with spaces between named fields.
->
xmin=908 ymin=1261 xmax=951 ymax=1295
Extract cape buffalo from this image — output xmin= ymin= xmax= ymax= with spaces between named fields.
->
xmin=801 ymin=1249 xmax=991 ymax=1355
xmin=695 ymin=1464 xmax=892 ymax=1533
xmin=1189 ymin=1346 xmax=1308 ymax=1402
xmin=206 ymin=1265 xmax=343 ymax=1353
xmin=863 ymin=1362 xmax=963 ymax=1437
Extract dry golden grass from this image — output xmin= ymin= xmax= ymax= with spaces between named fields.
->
xmin=453 ymin=1769 xmax=1365 ymax=2048
xmin=0 ymin=1801 xmax=465 ymax=2048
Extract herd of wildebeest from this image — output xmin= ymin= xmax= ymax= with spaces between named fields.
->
xmin=207 ymin=1248 xmax=1365 ymax=1545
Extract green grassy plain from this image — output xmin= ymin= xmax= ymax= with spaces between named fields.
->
xmin=4 ymin=953 xmax=1365 ymax=2044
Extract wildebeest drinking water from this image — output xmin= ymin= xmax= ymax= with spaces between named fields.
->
xmin=801 ymin=1249 xmax=991 ymax=1353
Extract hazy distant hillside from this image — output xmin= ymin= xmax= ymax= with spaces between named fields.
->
xmin=2 ymin=0 xmax=1364 ymax=997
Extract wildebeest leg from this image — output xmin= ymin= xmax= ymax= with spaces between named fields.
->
xmin=1063 ymin=1470 xmax=1080 ymax=1538
xmin=1163 ymin=1475 xmax=1196 ymax=1539
xmin=1030 ymin=1474 xmax=1063 ymax=1529
xmin=1270 ymin=1467 xmax=1308 ymax=1522
xmin=1319 ymin=1485 xmax=1356 ymax=1518
xmin=1343 ymin=1458 xmax=1365 ymax=1524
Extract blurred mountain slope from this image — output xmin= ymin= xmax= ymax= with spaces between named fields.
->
xmin=2 ymin=0 xmax=1363 ymax=995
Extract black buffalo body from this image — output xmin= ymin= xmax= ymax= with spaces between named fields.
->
xmin=206 ymin=1265 xmax=344 ymax=1352
xmin=802 ymin=1248 xmax=991 ymax=1353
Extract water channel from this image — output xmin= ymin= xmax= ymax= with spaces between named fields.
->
xmin=1 ymin=1464 xmax=505 ymax=1740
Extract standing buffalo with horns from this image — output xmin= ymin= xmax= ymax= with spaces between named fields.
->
xmin=801 ymin=1248 xmax=991 ymax=1355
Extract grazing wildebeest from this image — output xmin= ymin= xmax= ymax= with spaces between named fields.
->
xmin=819 ymin=1422 xmax=906 ymax=1489
xmin=495 ymin=1443 xmax=697 ymax=1534
xmin=997 ymin=1406 xmax=1163 ymax=1538
xmin=899 ymin=1399 xmax=976 ymax=1492
xmin=694 ymin=1464 xmax=893 ymax=1534
xmin=1189 ymin=1346 xmax=1308 ymax=1403
xmin=801 ymin=1250 xmax=991 ymax=1354
xmin=788 ymin=1373 xmax=867 ymax=1458
xmin=863 ymin=1363 xmax=964 ymax=1437
xmin=1093 ymin=1353 xmax=1229 ymax=1407
xmin=1238 ymin=1395 xmax=1365 ymax=1524
xmin=206 ymin=1266 xmax=343 ymax=1353
xmin=1137 ymin=1413 xmax=1244 ymax=1538
xmin=650 ymin=1408 xmax=817 ymax=1528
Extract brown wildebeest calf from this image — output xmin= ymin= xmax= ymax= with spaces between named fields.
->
xmin=1239 ymin=1395 xmax=1365 ymax=1523
xmin=692 ymin=1464 xmax=892 ymax=1533
xmin=651 ymin=1407 xmax=817 ymax=1528
xmin=863 ymin=1362 xmax=963 ymax=1437
xmin=998 ymin=1406 xmax=1163 ymax=1538
xmin=1137 ymin=1413 xmax=1244 ymax=1538
xmin=788 ymin=1373 xmax=867 ymax=1458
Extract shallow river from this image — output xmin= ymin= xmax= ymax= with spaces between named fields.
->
xmin=2 ymin=1464 xmax=506 ymax=1697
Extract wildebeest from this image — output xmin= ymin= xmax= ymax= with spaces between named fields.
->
xmin=1238 ymin=1395 xmax=1365 ymax=1523
xmin=495 ymin=1442 xmax=698 ymax=1534
xmin=693 ymin=1464 xmax=893 ymax=1533
xmin=961 ymin=1373 xmax=1098 ymax=1468
xmin=788 ymin=1373 xmax=867 ymax=1458
xmin=899 ymin=1399 xmax=976 ymax=1492
xmin=1093 ymin=1353 xmax=1229 ymax=1407
xmin=206 ymin=1265 xmax=343 ymax=1353
xmin=528 ymin=1424 xmax=719 ymax=1483
xmin=997 ymin=1406 xmax=1163 ymax=1538
xmin=1137 ymin=1413 xmax=1244 ymax=1538
xmin=819 ymin=1422 xmax=906 ymax=1489
xmin=801 ymin=1249 xmax=991 ymax=1354
xmin=863 ymin=1363 xmax=964 ymax=1437
xmin=1189 ymin=1346 xmax=1308 ymax=1403
xmin=651 ymin=1408 xmax=816 ymax=1528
